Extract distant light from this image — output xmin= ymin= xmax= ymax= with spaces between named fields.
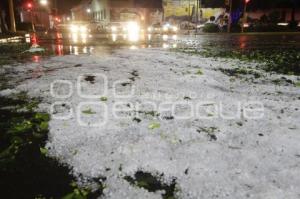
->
xmin=27 ymin=3 xmax=33 ymax=9
xmin=277 ymin=22 xmax=288 ymax=26
xmin=25 ymin=34 xmax=31 ymax=43
xmin=130 ymin=45 xmax=138 ymax=50
xmin=86 ymin=8 xmax=91 ymax=13
xmin=112 ymin=34 xmax=117 ymax=42
xmin=55 ymin=17 xmax=61 ymax=23
xmin=80 ymin=26 xmax=87 ymax=33
xmin=70 ymin=25 xmax=79 ymax=33
xmin=127 ymin=21 xmax=140 ymax=42
xmin=163 ymin=25 xmax=169 ymax=32
xmin=163 ymin=34 xmax=168 ymax=41
xmin=40 ymin=0 xmax=47 ymax=6
xmin=243 ymin=23 xmax=249 ymax=28
xmin=163 ymin=43 xmax=169 ymax=48
xmin=67 ymin=17 xmax=71 ymax=21
xmin=111 ymin=26 xmax=117 ymax=32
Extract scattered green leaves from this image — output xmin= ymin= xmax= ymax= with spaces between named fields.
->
xmin=0 ymin=94 xmax=79 ymax=198
xmin=82 ymin=108 xmax=96 ymax=115
xmin=133 ymin=117 xmax=142 ymax=123
xmin=218 ymin=67 xmax=262 ymax=79
xmin=124 ymin=171 xmax=177 ymax=199
xmin=197 ymin=127 xmax=219 ymax=141
xmin=100 ymin=96 xmax=108 ymax=101
xmin=195 ymin=69 xmax=203 ymax=75
xmin=40 ymin=147 xmax=48 ymax=155
xmin=148 ymin=122 xmax=161 ymax=130
xmin=176 ymin=47 xmax=300 ymax=75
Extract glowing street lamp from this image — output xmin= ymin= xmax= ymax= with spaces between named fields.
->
xmin=242 ymin=0 xmax=251 ymax=33
xmin=25 ymin=2 xmax=35 ymax=32
xmin=86 ymin=8 xmax=91 ymax=13
xmin=40 ymin=0 xmax=48 ymax=6
xmin=27 ymin=2 xmax=33 ymax=10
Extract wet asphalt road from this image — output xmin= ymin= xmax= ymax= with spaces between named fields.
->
xmin=34 ymin=33 xmax=300 ymax=56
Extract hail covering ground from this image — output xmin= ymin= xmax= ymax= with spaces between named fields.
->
xmin=1 ymin=48 xmax=300 ymax=198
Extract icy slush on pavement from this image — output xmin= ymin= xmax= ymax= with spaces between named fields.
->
xmin=10 ymin=48 xmax=300 ymax=198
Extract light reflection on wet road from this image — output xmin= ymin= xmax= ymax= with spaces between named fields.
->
xmin=31 ymin=32 xmax=179 ymax=57
xmin=29 ymin=32 xmax=300 ymax=58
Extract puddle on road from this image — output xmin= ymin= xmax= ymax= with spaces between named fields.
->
xmin=25 ymin=32 xmax=179 ymax=60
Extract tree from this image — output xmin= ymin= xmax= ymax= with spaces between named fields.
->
xmin=0 ymin=3 xmax=9 ymax=33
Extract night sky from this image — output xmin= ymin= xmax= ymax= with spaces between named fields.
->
xmin=1 ymin=0 xmax=299 ymax=15
xmin=202 ymin=0 xmax=300 ymax=9
xmin=1 ymin=0 xmax=83 ymax=14
xmin=55 ymin=0 xmax=299 ymax=14
xmin=55 ymin=0 xmax=82 ymax=14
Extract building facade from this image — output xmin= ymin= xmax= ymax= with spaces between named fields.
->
xmin=19 ymin=5 xmax=51 ymax=30
xmin=163 ymin=0 xmax=225 ymax=22
xmin=71 ymin=0 xmax=163 ymax=25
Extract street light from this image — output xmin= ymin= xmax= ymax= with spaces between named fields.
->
xmin=86 ymin=8 xmax=91 ymax=13
xmin=27 ymin=2 xmax=33 ymax=9
xmin=26 ymin=2 xmax=35 ymax=32
xmin=242 ymin=0 xmax=251 ymax=33
xmin=40 ymin=0 xmax=48 ymax=6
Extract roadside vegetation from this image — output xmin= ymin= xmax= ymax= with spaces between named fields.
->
xmin=175 ymin=47 xmax=300 ymax=76
xmin=0 ymin=44 xmax=104 ymax=198
xmin=0 ymin=43 xmax=31 ymax=66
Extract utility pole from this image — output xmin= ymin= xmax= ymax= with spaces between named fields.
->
xmin=188 ymin=0 xmax=191 ymax=21
xmin=199 ymin=0 xmax=202 ymax=20
xmin=241 ymin=2 xmax=246 ymax=32
xmin=196 ymin=0 xmax=199 ymax=23
xmin=8 ymin=0 xmax=16 ymax=32
xmin=241 ymin=0 xmax=250 ymax=33
xmin=227 ymin=0 xmax=232 ymax=33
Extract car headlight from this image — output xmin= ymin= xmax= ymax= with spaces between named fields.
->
xmin=70 ymin=25 xmax=79 ymax=33
xmin=163 ymin=34 xmax=168 ymax=41
xmin=127 ymin=21 xmax=140 ymax=42
xmin=80 ymin=26 xmax=87 ymax=33
xmin=172 ymin=26 xmax=178 ymax=32
xmin=111 ymin=26 xmax=117 ymax=32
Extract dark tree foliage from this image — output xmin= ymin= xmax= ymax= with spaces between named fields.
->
xmin=135 ymin=0 xmax=163 ymax=8
xmin=201 ymin=0 xmax=300 ymax=9
xmin=202 ymin=0 xmax=225 ymax=8
xmin=247 ymin=0 xmax=300 ymax=9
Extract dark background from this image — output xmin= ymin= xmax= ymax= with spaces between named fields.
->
xmin=1 ymin=0 xmax=299 ymax=15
